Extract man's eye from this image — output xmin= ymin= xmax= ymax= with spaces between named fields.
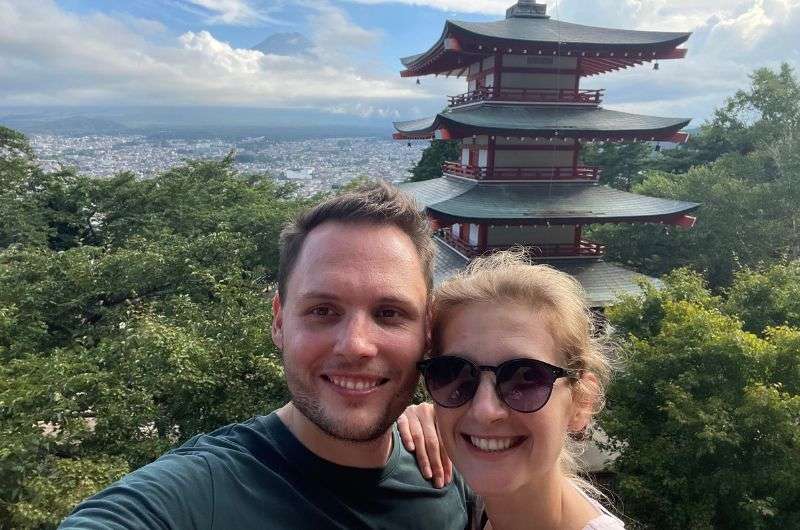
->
xmin=377 ymin=309 xmax=401 ymax=319
xmin=311 ymin=307 xmax=334 ymax=316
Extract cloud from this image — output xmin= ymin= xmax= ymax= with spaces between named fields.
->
xmin=1 ymin=0 xmax=798 ymax=123
xmin=0 ymin=0 xmax=435 ymax=115
xmin=180 ymin=0 xmax=277 ymax=26
xmin=577 ymin=0 xmax=800 ymax=122
xmin=344 ymin=0 xmax=509 ymax=15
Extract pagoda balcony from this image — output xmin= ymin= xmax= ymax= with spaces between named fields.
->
xmin=440 ymin=232 xmax=606 ymax=259
xmin=443 ymin=161 xmax=600 ymax=182
xmin=448 ymin=87 xmax=603 ymax=107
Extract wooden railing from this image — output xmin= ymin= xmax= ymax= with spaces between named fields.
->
xmin=443 ymin=161 xmax=600 ymax=181
xmin=448 ymin=87 xmax=603 ymax=106
xmin=440 ymin=231 xmax=605 ymax=258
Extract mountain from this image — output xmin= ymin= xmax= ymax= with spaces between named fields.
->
xmin=0 ymin=106 xmax=394 ymax=139
xmin=251 ymin=32 xmax=312 ymax=57
xmin=0 ymin=113 xmax=129 ymax=135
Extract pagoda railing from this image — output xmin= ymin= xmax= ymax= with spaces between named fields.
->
xmin=448 ymin=87 xmax=603 ymax=106
xmin=443 ymin=162 xmax=600 ymax=182
xmin=440 ymin=231 xmax=606 ymax=259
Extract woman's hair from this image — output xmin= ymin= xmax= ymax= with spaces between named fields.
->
xmin=430 ymin=249 xmax=614 ymax=497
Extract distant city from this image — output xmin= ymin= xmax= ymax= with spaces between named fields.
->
xmin=29 ymin=134 xmax=427 ymax=195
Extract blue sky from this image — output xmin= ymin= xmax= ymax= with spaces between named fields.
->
xmin=2 ymin=0 xmax=799 ymax=125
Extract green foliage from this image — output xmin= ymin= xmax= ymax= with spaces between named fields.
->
xmin=589 ymin=64 xmax=800 ymax=288
xmin=408 ymin=140 xmax=460 ymax=182
xmin=0 ymin=129 xmax=303 ymax=528
xmin=724 ymin=262 xmax=800 ymax=334
xmin=582 ymin=142 xmax=653 ymax=190
xmin=604 ymin=269 xmax=800 ymax=529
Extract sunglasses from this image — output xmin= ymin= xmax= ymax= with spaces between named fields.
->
xmin=417 ymin=355 xmax=576 ymax=413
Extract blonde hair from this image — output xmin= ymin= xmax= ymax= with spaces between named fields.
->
xmin=431 ymin=249 xmax=613 ymax=497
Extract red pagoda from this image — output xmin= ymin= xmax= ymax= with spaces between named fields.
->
xmin=394 ymin=0 xmax=699 ymax=307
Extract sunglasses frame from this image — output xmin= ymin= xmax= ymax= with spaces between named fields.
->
xmin=417 ymin=355 xmax=578 ymax=413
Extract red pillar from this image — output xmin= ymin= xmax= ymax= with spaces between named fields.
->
xmin=573 ymin=141 xmax=580 ymax=177
xmin=493 ymin=52 xmax=503 ymax=92
xmin=488 ymin=135 xmax=496 ymax=180
xmin=478 ymin=223 xmax=488 ymax=251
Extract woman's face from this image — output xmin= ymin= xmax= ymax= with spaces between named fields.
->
xmin=434 ymin=301 xmax=580 ymax=497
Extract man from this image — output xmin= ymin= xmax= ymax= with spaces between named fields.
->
xmin=59 ymin=182 xmax=471 ymax=529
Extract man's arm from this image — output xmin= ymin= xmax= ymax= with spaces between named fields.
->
xmin=58 ymin=453 xmax=214 ymax=530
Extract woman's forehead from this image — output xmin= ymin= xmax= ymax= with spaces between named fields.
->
xmin=439 ymin=301 xmax=562 ymax=366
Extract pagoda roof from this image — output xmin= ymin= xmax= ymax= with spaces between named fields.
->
xmin=401 ymin=4 xmax=690 ymax=77
xmin=394 ymin=104 xmax=690 ymax=141
xmin=431 ymin=238 xmax=658 ymax=307
xmin=400 ymin=177 xmax=699 ymax=224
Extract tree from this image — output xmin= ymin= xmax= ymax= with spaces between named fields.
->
xmin=603 ymin=269 xmax=800 ymax=529
xmin=589 ymin=65 xmax=800 ymax=289
xmin=724 ymin=262 xmax=800 ymax=335
xmin=0 ymin=129 xmax=304 ymax=528
xmin=408 ymin=140 xmax=460 ymax=182
xmin=582 ymin=142 xmax=653 ymax=190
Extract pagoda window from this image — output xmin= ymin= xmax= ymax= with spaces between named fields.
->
xmin=487 ymin=225 xmax=574 ymax=247
xmin=478 ymin=149 xmax=489 ymax=168
xmin=500 ymin=72 xmax=577 ymax=90
xmin=468 ymin=61 xmax=482 ymax=76
xmin=468 ymin=224 xmax=480 ymax=246
xmin=502 ymin=55 xmax=577 ymax=69
xmin=494 ymin=149 xmax=573 ymax=168
xmin=461 ymin=148 xmax=470 ymax=166
xmin=484 ymin=55 xmax=495 ymax=69
xmin=451 ymin=224 xmax=460 ymax=239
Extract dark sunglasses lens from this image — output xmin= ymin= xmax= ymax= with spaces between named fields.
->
xmin=424 ymin=357 xmax=478 ymax=408
xmin=497 ymin=360 xmax=555 ymax=412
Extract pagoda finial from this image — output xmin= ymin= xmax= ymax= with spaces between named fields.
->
xmin=506 ymin=0 xmax=549 ymax=19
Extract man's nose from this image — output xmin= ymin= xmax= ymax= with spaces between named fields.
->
xmin=333 ymin=312 xmax=378 ymax=359
xmin=467 ymin=374 xmax=509 ymax=424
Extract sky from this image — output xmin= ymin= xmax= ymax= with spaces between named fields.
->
xmin=1 ymin=0 xmax=799 ymax=127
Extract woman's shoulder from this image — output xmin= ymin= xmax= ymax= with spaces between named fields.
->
xmin=580 ymin=494 xmax=625 ymax=529
xmin=582 ymin=513 xmax=625 ymax=529
xmin=574 ymin=482 xmax=625 ymax=530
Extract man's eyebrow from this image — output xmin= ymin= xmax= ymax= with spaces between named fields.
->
xmin=295 ymin=291 xmax=340 ymax=301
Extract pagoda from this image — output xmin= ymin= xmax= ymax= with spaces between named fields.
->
xmin=394 ymin=0 xmax=699 ymax=307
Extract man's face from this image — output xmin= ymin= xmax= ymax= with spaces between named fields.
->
xmin=272 ymin=221 xmax=429 ymax=442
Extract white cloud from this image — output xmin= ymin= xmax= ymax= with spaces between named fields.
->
xmin=181 ymin=0 xmax=274 ymax=25
xmin=1 ymin=0 xmax=798 ymax=124
xmin=345 ymin=0 xmax=509 ymax=15
xmin=0 ymin=0 xmax=435 ymax=115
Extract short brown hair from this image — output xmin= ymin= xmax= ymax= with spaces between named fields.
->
xmin=277 ymin=181 xmax=435 ymax=300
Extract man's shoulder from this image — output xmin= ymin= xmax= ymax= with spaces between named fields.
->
xmin=58 ymin=414 xmax=283 ymax=530
xmin=172 ymin=414 xmax=278 ymax=457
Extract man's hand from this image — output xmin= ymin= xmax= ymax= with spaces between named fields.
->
xmin=397 ymin=403 xmax=453 ymax=489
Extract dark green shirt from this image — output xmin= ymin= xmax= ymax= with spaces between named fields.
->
xmin=59 ymin=413 xmax=472 ymax=529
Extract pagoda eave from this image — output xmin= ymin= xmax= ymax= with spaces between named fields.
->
xmin=431 ymin=237 xmax=661 ymax=308
xmin=394 ymin=105 xmax=691 ymax=142
xmin=399 ymin=177 xmax=700 ymax=225
xmin=401 ymin=19 xmax=690 ymax=78
xmin=425 ymin=209 xmax=700 ymax=227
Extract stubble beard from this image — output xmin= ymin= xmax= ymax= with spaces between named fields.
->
xmin=284 ymin=361 xmax=417 ymax=442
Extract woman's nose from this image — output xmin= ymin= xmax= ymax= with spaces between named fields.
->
xmin=466 ymin=374 xmax=509 ymax=423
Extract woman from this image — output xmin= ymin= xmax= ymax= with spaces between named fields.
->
xmin=400 ymin=250 xmax=622 ymax=529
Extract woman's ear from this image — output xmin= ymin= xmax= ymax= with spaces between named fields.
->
xmin=568 ymin=372 xmax=599 ymax=434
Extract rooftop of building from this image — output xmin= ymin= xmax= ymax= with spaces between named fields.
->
xmin=401 ymin=176 xmax=699 ymax=224
xmin=401 ymin=1 xmax=690 ymax=77
xmin=394 ymin=104 xmax=691 ymax=141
